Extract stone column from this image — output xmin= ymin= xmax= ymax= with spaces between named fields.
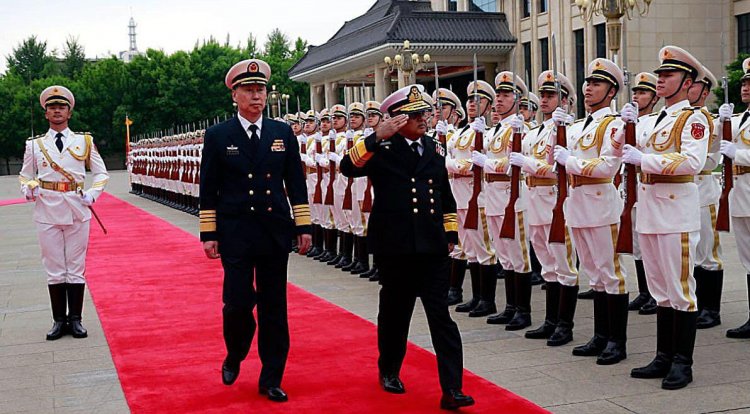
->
xmin=311 ymin=84 xmax=324 ymax=111
xmin=375 ymin=65 xmax=388 ymax=101
xmin=484 ymin=62 xmax=497 ymax=83
xmin=325 ymin=81 xmax=339 ymax=108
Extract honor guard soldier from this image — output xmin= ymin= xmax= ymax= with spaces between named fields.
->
xmin=200 ymin=59 xmax=311 ymax=402
xmin=433 ymin=88 xmax=468 ymax=305
xmin=301 ymin=110 xmax=320 ymax=245
xmin=615 ymin=46 xmax=709 ymax=389
xmin=287 ymin=113 xmax=302 ymax=136
xmin=520 ymin=92 xmax=540 ymax=127
xmin=340 ymin=84 xmax=474 ymax=410
xmin=359 ymin=100 xmax=383 ymax=281
xmin=344 ymin=102 xmax=370 ymax=275
xmin=686 ymin=66 xmax=724 ymax=329
xmin=553 ymin=58 xmax=629 ymax=365
xmin=512 ymin=70 xmax=580 ymax=345
xmin=626 ymin=72 xmax=661 ymax=315
xmin=19 ymin=85 xmax=109 ymax=340
xmin=472 ymin=71 xmax=533 ymax=329
xmin=311 ymin=109 xmax=338 ymax=262
xmin=718 ymin=57 xmax=750 ymax=340
xmin=448 ymin=81 xmax=498 ymax=318
xmin=326 ymin=105 xmax=353 ymax=269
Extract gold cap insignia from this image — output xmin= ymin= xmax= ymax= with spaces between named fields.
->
xmin=408 ymin=86 xmax=421 ymax=102
xmin=663 ymin=50 xmax=674 ymax=59
xmin=249 ymin=62 xmax=259 ymax=72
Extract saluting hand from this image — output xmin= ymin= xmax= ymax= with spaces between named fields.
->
xmin=375 ymin=114 xmax=408 ymax=141
xmin=203 ymin=241 xmax=220 ymax=259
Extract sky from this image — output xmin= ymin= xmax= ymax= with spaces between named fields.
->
xmin=0 ymin=0 xmax=375 ymax=73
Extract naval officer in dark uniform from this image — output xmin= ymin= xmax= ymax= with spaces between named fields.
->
xmin=341 ymin=84 xmax=474 ymax=410
xmin=199 ymin=58 xmax=311 ymax=402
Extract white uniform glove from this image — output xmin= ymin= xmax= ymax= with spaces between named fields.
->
xmin=719 ymin=103 xmax=735 ymax=122
xmin=314 ymin=132 xmax=322 ymax=142
xmin=363 ymin=128 xmax=374 ymax=136
xmin=80 ymin=190 xmax=95 ymax=206
xmin=509 ymin=114 xmax=525 ymax=131
xmin=509 ymin=152 xmax=527 ymax=168
xmin=345 ymin=130 xmax=354 ymax=140
xmin=329 ymin=130 xmax=337 ymax=142
xmin=721 ymin=140 xmax=737 ymax=159
xmin=435 ymin=120 xmax=449 ymax=136
xmin=471 ymin=151 xmax=487 ymax=168
xmin=553 ymin=145 xmax=570 ymax=165
xmin=620 ymin=103 xmax=638 ymax=123
xmin=622 ymin=144 xmax=643 ymax=166
xmin=21 ymin=185 xmax=39 ymax=200
xmin=328 ymin=152 xmax=342 ymax=163
xmin=315 ymin=154 xmax=327 ymax=166
xmin=552 ymin=107 xmax=573 ymax=126
xmin=470 ymin=116 xmax=486 ymax=133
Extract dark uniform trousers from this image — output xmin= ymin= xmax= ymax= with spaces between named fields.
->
xmin=199 ymin=116 xmax=311 ymax=389
xmin=341 ymin=132 xmax=464 ymax=393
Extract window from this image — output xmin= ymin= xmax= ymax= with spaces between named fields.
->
xmin=522 ymin=0 xmax=531 ymax=18
xmin=523 ymin=42 xmax=532 ymax=84
xmin=471 ymin=0 xmax=496 ymax=12
xmin=539 ymin=37 xmax=549 ymax=71
xmin=447 ymin=0 xmax=457 ymax=11
xmin=739 ymin=13 xmax=750 ymax=54
xmin=538 ymin=0 xmax=548 ymax=13
xmin=595 ymin=23 xmax=607 ymax=58
xmin=574 ymin=29 xmax=585 ymax=116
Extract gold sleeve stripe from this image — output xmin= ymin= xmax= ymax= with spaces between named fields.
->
xmin=581 ymin=158 xmax=604 ymax=177
xmin=444 ymin=222 xmax=459 ymax=232
xmin=199 ymin=209 xmax=217 ymax=232
xmin=295 ymin=215 xmax=312 ymax=226
xmin=444 ymin=213 xmax=458 ymax=232
xmin=350 ymin=140 xmax=374 ymax=168
xmin=200 ymin=222 xmax=217 ymax=232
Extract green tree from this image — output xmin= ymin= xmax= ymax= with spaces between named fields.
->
xmin=62 ymin=36 xmax=86 ymax=79
xmin=6 ymin=36 xmax=58 ymax=83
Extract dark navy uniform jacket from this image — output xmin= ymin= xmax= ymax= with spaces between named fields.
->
xmin=340 ymin=132 xmax=458 ymax=256
xmin=199 ymin=116 xmax=311 ymax=256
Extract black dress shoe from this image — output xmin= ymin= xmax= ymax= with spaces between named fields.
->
xmin=368 ymin=269 xmax=380 ymax=282
xmin=379 ymin=375 xmax=405 ymax=394
xmin=505 ymin=311 xmax=531 ymax=331
xmin=639 ymin=297 xmax=658 ymax=315
xmin=68 ymin=318 xmax=88 ymax=338
xmin=628 ymin=292 xmax=651 ymax=311
xmin=446 ymin=288 xmax=463 ymax=306
xmin=46 ymin=320 xmax=67 ymax=341
xmin=259 ymin=386 xmax=288 ymax=402
xmin=486 ymin=305 xmax=515 ymax=325
xmin=468 ymin=300 xmax=496 ymax=317
xmin=727 ymin=318 xmax=750 ymax=338
xmin=631 ymin=353 xmax=672 ymax=379
xmin=661 ymin=358 xmax=692 ymax=390
xmin=454 ymin=297 xmax=479 ymax=313
xmin=596 ymin=341 xmax=627 ymax=365
xmin=547 ymin=325 xmax=573 ymax=346
xmin=530 ymin=271 xmax=544 ymax=286
xmin=221 ymin=359 xmax=240 ymax=385
xmin=572 ymin=334 xmax=607 ymax=356
xmin=525 ymin=320 xmax=556 ymax=339
xmin=578 ymin=288 xmax=595 ymax=300
xmin=696 ymin=309 xmax=721 ymax=329
xmin=440 ymin=389 xmax=475 ymax=410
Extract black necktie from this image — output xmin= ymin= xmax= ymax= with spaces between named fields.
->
xmin=655 ymin=110 xmax=667 ymax=127
xmin=411 ymin=141 xmax=421 ymax=157
xmin=55 ymin=132 xmax=64 ymax=152
xmin=741 ymin=111 xmax=750 ymax=127
xmin=248 ymin=124 xmax=260 ymax=154
xmin=582 ymin=115 xmax=593 ymax=130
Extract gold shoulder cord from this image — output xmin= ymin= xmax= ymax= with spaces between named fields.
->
xmin=699 ymin=109 xmax=716 ymax=147
xmin=36 ymin=138 xmax=77 ymax=182
xmin=579 ymin=115 xmax=616 ymax=153
xmin=455 ymin=129 xmax=475 ymax=151
xmin=489 ymin=127 xmax=512 ymax=153
xmin=647 ymin=110 xmax=692 ymax=152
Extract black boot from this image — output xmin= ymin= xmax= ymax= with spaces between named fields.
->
xmin=696 ymin=269 xmax=722 ymax=329
xmin=342 ymin=235 xmax=360 ymax=272
xmin=506 ymin=272 xmax=532 ymax=330
xmin=362 ymin=254 xmax=378 ymax=279
xmin=469 ymin=265 xmax=498 ymax=317
xmin=662 ymin=310 xmax=697 ymax=390
xmin=46 ymin=284 xmax=68 ymax=340
xmin=597 ymin=293 xmax=629 ymax=365
xmin=632 ymin=306 xmax=674 ymax=378
xmin=353 ymin=237 xmax=371 ymax=275
xmin=727 ymin=274 xmax=750 ymax=338
xmin=447 ymin=259 xmax=467 ymax=306
xmin=335 ymin=233 xmax=354 ymax=269
xmin=317 ymin=229 xmax=336 ymax=261
xmin=526 ymin=281 xmax=560 ymax=339
xmin=327 ymin=231 xmax=345 ymax=265
xmin=67 ymin=283 xmax=88 ymax=338
xmin=578 ymin=288 xmax=595 ymax=300
xmin=548 ymin=284 xmax=579 ymax=346
xmin=573 ymin=291 xmax=608 ymax=356
xmin=456 ymin=263 xmax=481 ymax=313
xmin=496 ymin=263 xmax=505 ymax=279
xmin=487 ymin=271 xmax=516 ymax=324
xmin=628 ymin=259 xmax=652 ymax=311
xmin=529 ymin=245 xmax=543 ymax=286
xmin=306 ymin=225 xmax=322 ymax=257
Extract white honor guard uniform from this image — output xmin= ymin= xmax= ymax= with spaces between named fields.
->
xmin=18 ymin=85 xmax=108 ymax=341
xmin=622 ymin=46 xmax=709 ymax=390
xmin=347 ymin=102 xmax=366 ymax=238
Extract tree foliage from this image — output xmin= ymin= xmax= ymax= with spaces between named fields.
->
xmin=0 ymin=31 xmax=311 ymax=169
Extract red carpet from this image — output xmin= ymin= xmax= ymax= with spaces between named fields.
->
xmin=86 ymin=193 xmax=548 ymax=413
xmin=0 ymin=197 xmax=26 ymax=207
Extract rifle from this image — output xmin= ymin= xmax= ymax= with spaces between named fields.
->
xmin=313 ymin=132 xmax=324 ymax=204
xmin=464 ymin=54 xmax=483 ymax=230
xmin=717 ymin=32 xmax=732 ymax=232
xmin=324 ymin=127 xmax=337 ymax=206
xmin=549 ymin=33 xmax=568 ymax=244
xmin=500 ymin=54 xmax=522 ymax=239
xmin=342 ymin=107 xmax=354 ymax=211
xmin=435 ymin=62 xmax=446 ymax=146
xmin=616 ymin=39 xmax=637 ymax=254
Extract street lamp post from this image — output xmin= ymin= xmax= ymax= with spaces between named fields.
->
xmin=384 ymin=40 xmax=431 ymax=88
xmin=268 ymin=85 xmax=281 ymax=119
xmin=576 ymin=0 xmax=653 ymax=55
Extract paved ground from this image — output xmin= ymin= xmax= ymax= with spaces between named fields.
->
xmin=2 ymin=171 xmax=750 ymax=413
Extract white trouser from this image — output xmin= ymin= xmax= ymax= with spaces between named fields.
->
xmin=529 ymin=224 xmax=578 ymax=286
xmin=332 ymin=192 xmax=351 ymax=233
xmin=733 ymin=216 xmax=750 ymax=273
xmin=456 ymin=208 xmax=495 ymax=265
xmin=487 ymin=213 xmax=531 ymax=273
xmin=36 ymin=221 xmax=91 ymax=285
xmin=695 ymin=204 xmax=723 ymax=271
xmin=571 ymin=224 xmax=628 ymax=295
xmin=632 ymin=205 xmax=641 ymax=261
xmin=639 ymin=231 xmax=699 ymax=312
xmin=349 ymin=199 xmax=364 ymax=237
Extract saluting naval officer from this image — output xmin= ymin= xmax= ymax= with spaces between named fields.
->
xmin=199 ymin=59 xmax=312 ymax=402
xmin=340 ymin=84 xmax=474 ymax=410
xmin=19 ymin=85 xmax=109 ymax=340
